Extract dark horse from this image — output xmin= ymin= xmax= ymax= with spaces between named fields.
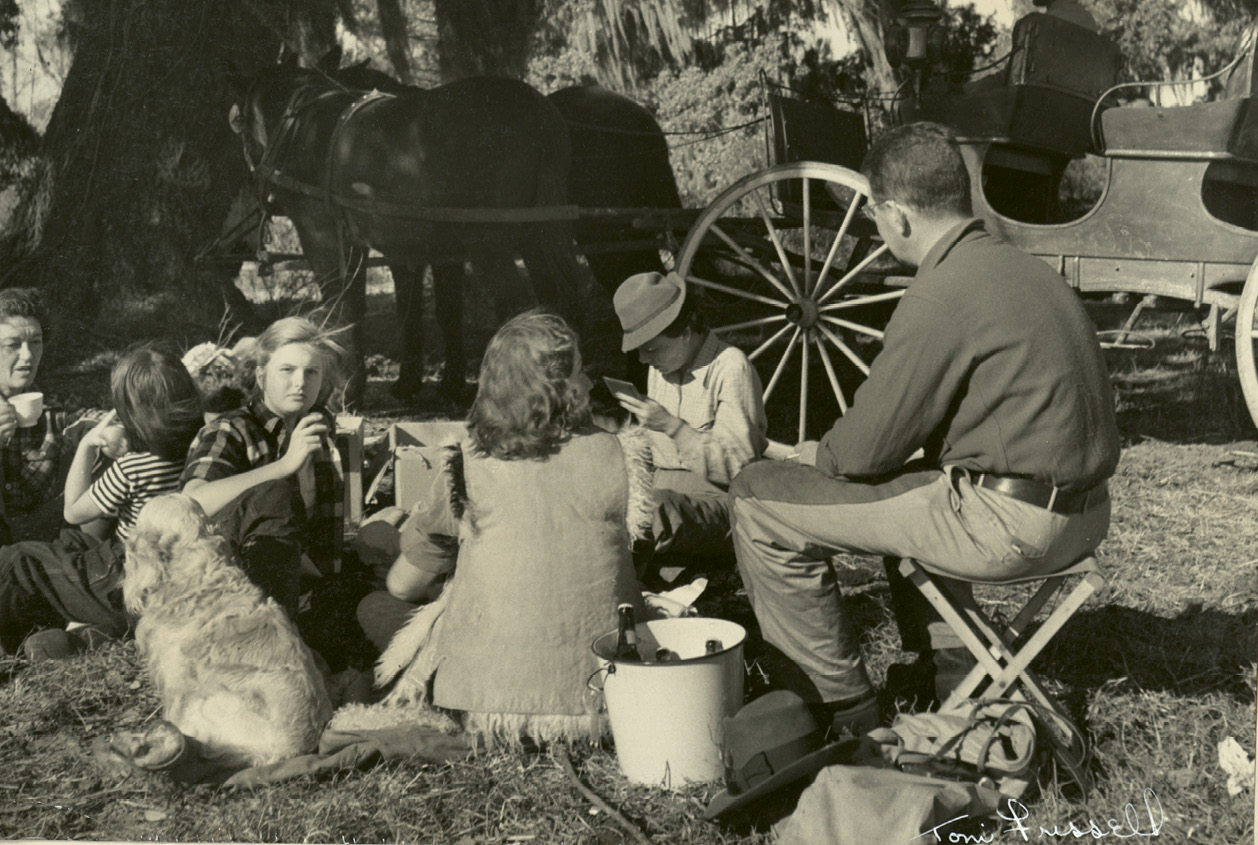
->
xmin=547 ymin=84 xmax=681 ymax=296
xmin=230 ymin=55 xmax=583 ymax=400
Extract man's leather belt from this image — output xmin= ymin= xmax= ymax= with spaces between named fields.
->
xmin=974 ymin=474 xmax=1107 ymax=515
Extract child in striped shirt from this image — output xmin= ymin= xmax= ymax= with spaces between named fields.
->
xmin=64 ymin=346 xmax=203 ymax=540
xmin=0 ymin=345 xmax=203 ymax=657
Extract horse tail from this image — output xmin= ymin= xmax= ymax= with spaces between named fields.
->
xmin=521 ymin=121 xmax=583 ymax=318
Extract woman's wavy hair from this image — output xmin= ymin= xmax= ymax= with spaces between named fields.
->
xmin=467 ymin=310 xmax=592 ymax=460
xmin=240 ymin=316 xmax=350 ymax=406
xmin=112 ymin=344 xmax=206 ymax=464
xmin=0 ymin=287 xmax=48 ymax=330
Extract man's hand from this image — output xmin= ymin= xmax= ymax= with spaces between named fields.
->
xmin=616 ymin=395 xmax=679 ymax=434
xmin=0 ymin=398 xmax=16 ymax=448
xmin=277 ymin=413 xmax=328 ymax=476
xmin=788 ymin=440 xmax=820 ymax=466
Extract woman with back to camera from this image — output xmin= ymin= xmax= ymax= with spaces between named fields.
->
xmin=366 ymin=310 xmax=652 ymax=747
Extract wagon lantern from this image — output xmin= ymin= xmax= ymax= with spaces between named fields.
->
xmin=886 ymin=0 xmax=946 ymax=69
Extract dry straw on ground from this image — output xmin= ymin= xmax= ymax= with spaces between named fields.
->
xmin=1 ymin=307 xmax=1254 ymax=843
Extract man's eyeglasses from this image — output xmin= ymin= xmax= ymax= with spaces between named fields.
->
xmin=861 ymin=199 xmax=890 ymax=221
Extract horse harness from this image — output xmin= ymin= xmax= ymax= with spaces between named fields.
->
xmin=243 ymin=84 xmax=581 ymax=226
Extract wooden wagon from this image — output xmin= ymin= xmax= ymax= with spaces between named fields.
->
xmin=668 ymin=11 xmax=1258 ymax=441
xmin=237 ymin=10 xmax=1258 ymax=442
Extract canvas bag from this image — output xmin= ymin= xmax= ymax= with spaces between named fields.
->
xmin=870 ymin=700 xmax=1041 ymax=798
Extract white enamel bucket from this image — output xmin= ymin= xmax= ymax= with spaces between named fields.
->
xmin=591 ymin=617 xmax=746 ymax=787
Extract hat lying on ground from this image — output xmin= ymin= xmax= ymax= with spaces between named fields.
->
xmin=704 ymin=690 xmax=872 ymax=820
xmin=613 ymin=271 xmax=686 ymax=352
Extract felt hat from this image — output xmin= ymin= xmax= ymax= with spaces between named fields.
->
xmin=704 ymin=690 xmax=866 ymax=820
xmin=613 ymin=271 xmax=686 ymax=352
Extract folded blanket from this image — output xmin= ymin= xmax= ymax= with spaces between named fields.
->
xmin=96 ymin=723 xmax=473 ymax=786
xmin=224 ymin=725 xmax=474 ymax=786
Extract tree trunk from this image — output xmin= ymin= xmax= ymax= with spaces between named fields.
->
xmin=0 ymin=0 xmax=337 ymax=349
xmin=433 ymin=0 xmax=539 ymax=80
xmin=840 ymin=0 xmax=899 ymax=94
xmin=377 ymin=0 xmax=414 ymax=83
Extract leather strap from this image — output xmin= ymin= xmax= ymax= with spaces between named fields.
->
xmin=974 ymin=474 xmax=1107 ymax=515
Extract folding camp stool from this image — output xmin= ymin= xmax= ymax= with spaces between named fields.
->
xmin=897 ymin=555 xmax=1107 ymax=781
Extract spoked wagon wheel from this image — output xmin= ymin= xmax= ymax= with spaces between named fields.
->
xmin=1233 ymin=254 xmax=1258 ymax=429
xmin=676 ymin=162 xmax=907 ymax=444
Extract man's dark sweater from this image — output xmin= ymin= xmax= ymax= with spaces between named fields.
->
xmin=816 ymin=219 xmax=1120 ymax=491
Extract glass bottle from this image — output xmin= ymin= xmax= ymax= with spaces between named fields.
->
xmin=614 ymin=603 xmax=643 ymax=662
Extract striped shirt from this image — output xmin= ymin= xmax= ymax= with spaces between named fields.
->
xmin=88 ymin=451 xmax=183 ymax=541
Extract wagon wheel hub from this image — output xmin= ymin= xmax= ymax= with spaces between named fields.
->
xmin=677 ymin=162 xmax=904 ymax=443
xmin=785 ymin=298 xmax=819 ymax=329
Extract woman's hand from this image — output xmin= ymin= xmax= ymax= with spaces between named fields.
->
xmin=616 ymin=395 xmax=680 ymax=435
xmin=0 ymin=398 xmax=15 ymax=447
xmin=277 ymin=413 xmax=328 ymax=476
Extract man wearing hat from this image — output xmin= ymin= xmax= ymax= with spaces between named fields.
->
xmin=727 ymin=122 xmax=1119 ymax=735
xmin=612 ymin=271 xmax=768 ymax=571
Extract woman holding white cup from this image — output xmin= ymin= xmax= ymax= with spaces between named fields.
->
xmin=0 ymin=289 xmax=116 ymax=545
xmin=0 ymin=286 xmax=125 ymax=545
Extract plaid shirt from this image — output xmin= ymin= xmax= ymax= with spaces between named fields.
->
xmin=181 ymin=398 xmax=343 ymax=574
xmin=1 ymin=406 xmax=95 ymax=515
xmin=646 ymin=332 xmax=768 ymax=489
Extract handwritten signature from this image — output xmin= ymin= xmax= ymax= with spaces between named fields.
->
xmin=912 ymin=788 xmax=1164 ymax=842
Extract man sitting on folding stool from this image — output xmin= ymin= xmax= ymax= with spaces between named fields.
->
xmin=728 ymin=122 xmax=1120 ymax=737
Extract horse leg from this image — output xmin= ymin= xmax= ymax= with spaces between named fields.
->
xmin=519 ymin=222 xmax=583 ymax=321
xmin=431 ymin=262 xmax=466 ymax=399
xmin=291 ymin=214 xmax=368 ymax=404
xmin=329 ymin=247 xmax=369 ymax=405
xmin=390 ymin=263 xmax=426 ymax=403
xmin=472 ymin=245 xmax=531 ymax=324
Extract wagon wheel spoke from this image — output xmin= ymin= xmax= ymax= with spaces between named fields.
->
xmin=762 ymin=327 xmax=802 ymax=404
xmin=811 ymin=189 xmax=864 ymax=298
xmin=749 ymin=323 xmax=795 ymax=361
xmin=687 ymin=274 xmax=789 ymax=309
xmin=822 ymin=314 xmax=885 ymax=340
xmin=797 ymin=333 xmax=811 ymax=443
xmin=820 ymin=289 xmax=906 ymax=312
xmin=802 ymin=179 xmax=813 ymax=296
xmin=817 ymin=324 xmax=872 ymax=376
xmin=814 ymin=335 xmax=848 ymax=414
xmin=712 ymin=314 xmax=789 ymax=335
xmin=816 ymin=242 xmax=893 ymax=305
xmin=676 ymin=162 xmax=898 ymax=440
xmin=751 ymin=188 xmax=802 ymax=297
xmin=707 ymin=221 xmax=797 ymax=304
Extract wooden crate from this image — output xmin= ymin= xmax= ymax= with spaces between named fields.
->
xmin=389 ymin=420 xmax=468 ymax=511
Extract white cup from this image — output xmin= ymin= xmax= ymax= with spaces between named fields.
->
xmin=9 ymin=392 xmax=43 ymax=427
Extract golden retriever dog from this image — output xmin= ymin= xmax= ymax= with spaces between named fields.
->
xmin=124 ymin=494 xmax=332 ymax=768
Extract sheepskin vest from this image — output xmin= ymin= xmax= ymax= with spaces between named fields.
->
xmin=429 ymin=428 xmax=651 ymax=737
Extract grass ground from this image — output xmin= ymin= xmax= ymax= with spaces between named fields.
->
xmin=0 ymin=284 xmax=1255 ymax=843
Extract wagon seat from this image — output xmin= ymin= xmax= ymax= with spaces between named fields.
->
xmin=1098 ymin=24 xmax=1258 ymax=162
xmin=1097 ymin=25 xmax=1258 ymax=232
xmin=916 ymin=11 xmax=1122 ymax=222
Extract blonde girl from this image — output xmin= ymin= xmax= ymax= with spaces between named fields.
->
xmin=180 ymin=317 xmax=348 ymax=617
